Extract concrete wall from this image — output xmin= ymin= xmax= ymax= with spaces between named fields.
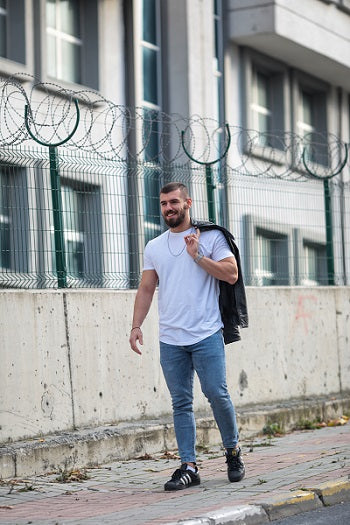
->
xmin=1 ymin=287 xmax=349 ymax=445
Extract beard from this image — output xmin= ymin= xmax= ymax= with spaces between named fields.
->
xmin=163 ymin=207 xmax=187 ymax=228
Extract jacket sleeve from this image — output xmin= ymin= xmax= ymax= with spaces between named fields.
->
xmin=219 ymin=237 xmax=248 ymax=344
xmin=193 ymin=220 xmax=249 ymax=344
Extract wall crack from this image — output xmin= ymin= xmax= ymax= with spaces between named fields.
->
xmin=63 ymin=293 xmax=76 ymax=430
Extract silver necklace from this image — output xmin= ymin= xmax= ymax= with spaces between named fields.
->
xmin=167 ymin=228 xmax=193 ymax=257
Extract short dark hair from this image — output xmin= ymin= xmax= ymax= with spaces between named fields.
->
xmin=160 ymin=182 xmax=189 ymax=199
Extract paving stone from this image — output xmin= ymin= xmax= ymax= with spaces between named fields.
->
xmin=0 ymin=425 xmax=349 ymax=524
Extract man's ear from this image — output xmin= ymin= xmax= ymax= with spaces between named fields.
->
xmin=185 ymin=198 xmax=192 ymax=209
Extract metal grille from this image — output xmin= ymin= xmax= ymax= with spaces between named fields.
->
xmin=0 ymin=75 xmax=349 ymax=289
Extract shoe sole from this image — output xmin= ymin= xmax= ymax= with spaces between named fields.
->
xmin=164 ymin=480 xmax=201 ymax=491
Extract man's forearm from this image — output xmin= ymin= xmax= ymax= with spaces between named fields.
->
xmin=195 ymin=256 xmax=238 ymax=285
xmin=129 ymin=270 xmax=158 ymax=355
xmin=131 ymin=288 xmax=154 ymax=328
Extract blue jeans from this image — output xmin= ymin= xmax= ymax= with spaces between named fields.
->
xmin=160 ymin=330 xmax=239 ymax=463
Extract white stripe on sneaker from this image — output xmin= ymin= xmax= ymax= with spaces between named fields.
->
xmin=180 ymin=473 xmax=192 ymax=486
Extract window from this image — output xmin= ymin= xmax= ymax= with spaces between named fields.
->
xmin=245 ymin=218 xmax=329 ymax=287
xmin=296 ymin=82 xmax=328 ymax=166
xmin=61 ymin=184 xmax=84 ymax=277
xmin=0 ymin=0 xmax=25 ymax=65
xmin=251 ymin=71 xmax=272 ymax=146
xmin=0 ymin=169 xmax=10 ymax=270
xmin=141 ymin=0 xmax=161 ymax=123
xmin=250 ymin=66 xmax=286 ymax=150
xmin=256 ymin=229 xmax=289 ymax=285
xmin=213 ymin=0 xmax=224 ymax=123
xmin=0 ymin=0 xmax=7 ymax=58
xmin=294 ymin=228 xmax=328 ymax=286
xmin=46 ymin=0 xmax=82 ymax=84
xmin=45 ymin=0 xmax=99 ymax=89
xmin=243 ymin=51 xmax=287 ymax=152
xmin=302 ymin=242 xmax=327 ymax=285
xmin=298 ymin=90 xmax=316 ymax=163
xmin=256 ymin=234 xmax=273 ymax=285
xmin=243 ymin=215 xmax=294 ymax=286
xmin=51 ymin=182 xmax=102 ymax=283
xmin=0 ymin=165 xmax=29 ymax=279
xmin=141 ymin=0 xmax=162 ymax=243
xmin=299 ymin=91 xmax=314 ymax=136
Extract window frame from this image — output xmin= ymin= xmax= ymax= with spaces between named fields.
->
xmin=251 ymin=70 xmax=272 ymax=143
xmin=0 ymin=1 xmax=8 ymax=59
xmin=139 ymin=0 xmax=162 ymax=115
xmin=0 ymin=164 xmax=29 ymax=281
xmin=0 ymin=0 xmax=33 ymax=78
xmin=46 ymin=0 xmax=83 ymax=85
xmin=241 ymin=48 xmax=289 ymax=162
xmin=293 ymin=227 xmax=328 ymax=286
xmin=243 ymin=214 xmax=295 ymax=286
xmin=50 ymin=177 xmax=103 ymax=286
xmin=292 ymin=70 xmax=329 ymax=171
xmin=37 ymin=0 xmax=99 ymax=92
xmin=0 ymin=168 xmax=11 ymax=271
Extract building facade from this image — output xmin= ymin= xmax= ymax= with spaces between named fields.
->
xmin=0 ymin=0 xmax=349 ymax=288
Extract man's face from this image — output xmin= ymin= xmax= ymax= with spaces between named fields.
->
xmin=160 ymin=189 xmax=191 ymax=228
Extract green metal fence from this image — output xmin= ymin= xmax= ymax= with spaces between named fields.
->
xmin=0 ymin=76 xmax=349 ymax=289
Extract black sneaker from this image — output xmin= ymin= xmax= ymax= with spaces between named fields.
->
xmin=226 ymin=446 xmax=245 ymax=482
xmin=164 ymin=463 xmax=201 ymax=491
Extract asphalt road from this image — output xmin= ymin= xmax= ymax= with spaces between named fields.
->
xmin=272 ymin=501 xmax=350 ymax=524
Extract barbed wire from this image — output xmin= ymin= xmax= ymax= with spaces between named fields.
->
xmin=0 ymin=74 xmax=349 ymax=181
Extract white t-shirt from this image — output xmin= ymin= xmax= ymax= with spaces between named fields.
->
xmin=143 ymin=227 xmax=233 ymax=345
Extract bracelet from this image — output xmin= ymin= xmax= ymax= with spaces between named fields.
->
xmin=131 ymin=326 xmax=141 ymax=331
xmin=194 ymin=252 xmax=204 ymax=264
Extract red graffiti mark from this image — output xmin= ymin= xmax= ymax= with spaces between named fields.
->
xmin=294 ymin=295 xmax=317 ymax=334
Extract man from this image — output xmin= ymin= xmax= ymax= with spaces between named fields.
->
xmin=129 ymin=182 xmax=245 ymax=491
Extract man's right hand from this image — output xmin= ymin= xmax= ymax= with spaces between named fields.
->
xmin=129 ymin=327 xmax=143 ymax=355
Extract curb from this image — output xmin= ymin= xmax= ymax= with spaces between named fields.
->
xmin=201 ymin=504 xmax=269 ymax=524
xmin=1 ymin=394 xmax=349 ymax=478
xmin=306 ymin=478 xmax=350 ymax=506
xmin=167 ymin=479 xmax=350 ymax=524
xmin=260 ymin=489 xmax=322 ymax=521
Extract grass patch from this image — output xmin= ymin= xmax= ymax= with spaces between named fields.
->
xmin=293 ymin=418 xmax=322 ymax=431
xmin=55 ymin=468 xmax=90 ymax=483
xmin=262 ymin=422 xmax=285 ymax=437
xmin=258 ymin=478 xmax=267 ymax=484
xmin=17 ymin=484 xmax=36 ymax=492
xmin=247 ymin=440 xmax=275 ymax=452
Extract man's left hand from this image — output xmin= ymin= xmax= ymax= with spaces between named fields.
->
xmin=184 ymin=228 xmax=201 ymax=259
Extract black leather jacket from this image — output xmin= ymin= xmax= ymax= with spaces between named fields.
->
xmin=191 ymin=219 xmax=249 ymax=344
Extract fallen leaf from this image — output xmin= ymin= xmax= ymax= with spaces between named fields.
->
xmin=327 ymin=417 xmax=349 ymax=427
xmin=160 ymin=451 xmax=179 ymax=460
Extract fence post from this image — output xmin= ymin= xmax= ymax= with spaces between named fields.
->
xmin=181 ymin=124 xmax=231 ymax=223
xmin=205 ymin=164 xmax=216 ymax=223
xmin=323 ymin=179 xmax=335 ymax=285
xmin=49 ymin=146 xmax=67 ymax=288
xmin=24 ymin=99 xmax=80 ymax=288
xmin=302 ymin=141 xmax=348 ymax=285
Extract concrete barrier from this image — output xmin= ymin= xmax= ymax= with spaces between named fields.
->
xmin=1 ymin=287 xmax=349 ymax=446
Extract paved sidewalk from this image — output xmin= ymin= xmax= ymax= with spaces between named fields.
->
xmin=0 ymin=424 xmax=349 ymax=525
